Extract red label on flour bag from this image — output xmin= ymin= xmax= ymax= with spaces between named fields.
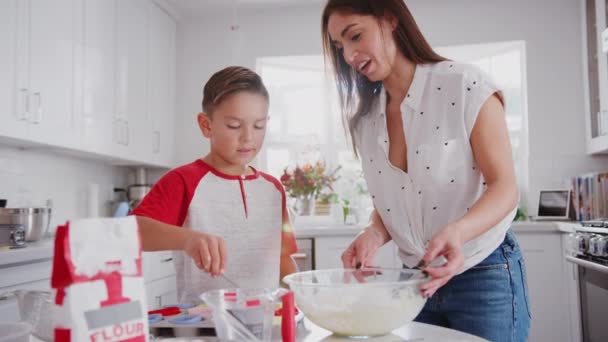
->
xmin=51 ymin=216 xmax=149 ymax=342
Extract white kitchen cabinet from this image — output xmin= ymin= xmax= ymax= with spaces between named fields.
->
xmin=78 ymin=0 xmax=118 ymax=157
xmin=0 ymin=258 xmax=52 ymax=323
xmin=25 ymin=0 xmax=78 ymax=148
xmin=0 ymin=0 xmax=78 ymax=148
xmin=148 ymin=3 xmax=176 ymax=167
xmin=314 ymin=235 xmax=401 ymax=270
xmin=142 ymin=251 xmax=177 ymax=310
xmin=115 ymin=0 xmax=151 ymax=162
xmin=583 ymin=0 xmax=608 ymax=154
xmin=0 ymin=0 xmax=177 ymax=167
xmin=0 ymin=0 xmax=28 ymax=140
xmin=515 ymin=228 xmax=581 ymax=342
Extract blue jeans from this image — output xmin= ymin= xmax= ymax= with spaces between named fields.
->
xmin=414 ymin=230 xmax=531 ymax=342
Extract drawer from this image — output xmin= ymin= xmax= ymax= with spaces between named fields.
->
xmin=142 ymin=251 xmax=176 ymax=282
xmin=0 ymin=259 xmax=52 ymax=288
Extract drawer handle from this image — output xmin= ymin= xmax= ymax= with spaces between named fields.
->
xmin=161 ymin=257 xmax=173 ymax=263
xmin=292 ymin=253 xmax=308 ymax=259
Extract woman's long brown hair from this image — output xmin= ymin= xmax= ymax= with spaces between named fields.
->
xmin=321 ymin=0 xmax=446 ymax=155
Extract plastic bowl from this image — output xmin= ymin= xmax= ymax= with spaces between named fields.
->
xmin=200 ymin=288 xmax=282 ymax=342
xmin=283 ymin=268 xmax=428 ymax=338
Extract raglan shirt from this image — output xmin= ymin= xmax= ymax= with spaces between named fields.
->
xmin=132 ymin=159 xmax=298 ymax=303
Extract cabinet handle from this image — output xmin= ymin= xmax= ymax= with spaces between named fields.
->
xmin=31 ymin=92 xmax=42 ymax=124
xmin=153 ymin=130 xmax=160 ymax=153
xmin=125 ymin=121 xmax=130 ymax=146
xmin=19 ymin=88 xmax=29 ymax=121
xmin=155 ymin=295 xmax=161 ymax=308
xmin=292 ymin=253 xmax=308 ymax=259
xmin=161 ymin=257 xmax=173 ymax=263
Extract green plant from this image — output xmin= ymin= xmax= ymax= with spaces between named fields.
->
xmin=514 ymin=207 xmax=527 ymax=221
xmin=280 ymin=162 xmax=341 ymax=200
xmin=341 ymin=198 xmax=350 ymax=222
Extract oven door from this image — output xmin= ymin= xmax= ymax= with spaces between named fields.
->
xmin=578 ymin=262 xmax=608 ymax=342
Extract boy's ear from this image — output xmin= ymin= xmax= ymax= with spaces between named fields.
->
xmin=197 ymin=112 xmax=212 ymax=138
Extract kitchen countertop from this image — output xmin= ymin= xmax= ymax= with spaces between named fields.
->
xmin=294 ymin=220 xmax=580 ymax=238
xmin=0 ymin=238 xmax=54 ymax=267
xmin=143 ymin=319 xmax=488 ymax=341
xmin=2 ymin=220 xmax=581 ymax=266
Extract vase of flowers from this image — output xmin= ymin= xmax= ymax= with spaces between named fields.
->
xmin=280 ymin=162 xmax=340 ymax=216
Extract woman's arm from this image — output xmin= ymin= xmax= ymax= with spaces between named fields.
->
xmin=450 ymin=93 xmax=518 ymax=243
xmin=419 ymin=93 xmax=517 ymax=297
xmin=341 ymin=208 xmax=393 ymax=268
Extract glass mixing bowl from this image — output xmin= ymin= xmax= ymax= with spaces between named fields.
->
xmin=283 ymin=268 xmax=429 ymax=338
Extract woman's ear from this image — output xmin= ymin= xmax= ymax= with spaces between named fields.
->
xmin=198 ymin=112 xmax=212 ymax=138
xmin=384 ymin=13 xmax=398 ymax=31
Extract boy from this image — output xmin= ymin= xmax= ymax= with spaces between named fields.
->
xmin=132 ymin=66 xmax=298 ymax=303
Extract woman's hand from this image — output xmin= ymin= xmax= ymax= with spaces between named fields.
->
xmin=341 ymin=226 xmax=387 ymax=269
xmin=419 ymin=225 xmax=465 ymax=298
xmin=183 ymin=231 xmax=227 ymax=277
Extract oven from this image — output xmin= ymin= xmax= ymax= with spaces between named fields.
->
xmin=565 ymin=221 xmax=608 ymax=342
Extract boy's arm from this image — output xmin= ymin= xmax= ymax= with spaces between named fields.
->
xmin=137 ymin=216 xmax=227 ymax=276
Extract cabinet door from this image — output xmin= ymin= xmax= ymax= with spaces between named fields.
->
xmin=315 ymin=236 xmax=399 ymax=270
xmin=0 ymin=0 xmax=28 ymax=140
xmin=116 ymin=0 xmax=149 ymax=162
xmin=145 ymin=276 xmax=178 ymax=310
xmin=26 ymin=0 xmax=78 ymax=148
xmin=80 ymin=0 xmax=117 ymax=156
xmin=517 ymin=231 xmax=572 ymax=342
xmin=148 ymin=4 xmax=176 ymax=167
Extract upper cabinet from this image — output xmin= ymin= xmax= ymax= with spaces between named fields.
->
xmin=0 ymin=0 xmax=177 ymax=168
xmin=584 ymin=0 xmax=608 ymax=154
xmin=0 ymin=0 xmax=27 ymax=139
xmin=79 ymin=0 xmax=117 ymax=157
xmin=0 ymin=0 xmax=78 ymax=148
xmin=148 ymin=3 xmax=176 ymax=167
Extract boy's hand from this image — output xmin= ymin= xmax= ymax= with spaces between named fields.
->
xmin=184 ymin=231 xmax=227 ymax=277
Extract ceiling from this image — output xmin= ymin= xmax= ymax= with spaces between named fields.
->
xmin=166 ymin=0 xmax=325 ymax=18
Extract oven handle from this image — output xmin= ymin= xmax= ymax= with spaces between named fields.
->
xmin=565 ymin=255 xmax=608 ymax=274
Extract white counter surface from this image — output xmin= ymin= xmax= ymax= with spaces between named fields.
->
xmin=0 ymin=238 xmax=54 ymax=267
xmin=1 ymin=220 xmax=580 ymax=266
xmin=294 ymin=220 xmax=578 ymax=238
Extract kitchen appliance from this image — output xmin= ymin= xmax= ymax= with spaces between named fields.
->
xmin=565 ymin=221 xmax=608 ymax=342
xmin=283 ymin=268 xmax=429 ymax=338
xmin=114 ymin=167 xmax=151 ymax=212
xmin=0 ymin=207 xmax=51 ymax=245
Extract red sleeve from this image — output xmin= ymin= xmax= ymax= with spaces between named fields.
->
xmin=131 ymin=169 xmax=189 ymax=226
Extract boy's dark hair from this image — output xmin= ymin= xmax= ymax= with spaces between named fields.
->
xmin=202 ymin=66 xmax=269 ymax=116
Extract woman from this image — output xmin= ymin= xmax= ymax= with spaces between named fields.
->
xmin=321 ymin=1 xmax=531 ymax=341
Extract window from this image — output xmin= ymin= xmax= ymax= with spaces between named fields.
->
xmin=256 ymin=40 xmax=529 ymax=214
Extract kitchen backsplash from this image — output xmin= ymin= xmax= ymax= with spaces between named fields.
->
xmin=0 ymin=144 xmax=129 ymax=234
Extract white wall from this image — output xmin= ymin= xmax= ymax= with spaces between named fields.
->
xmin=0 ymin=145 xmax=128 ymax=233
xmin=175 ymin=0 xmax=608 ymax=215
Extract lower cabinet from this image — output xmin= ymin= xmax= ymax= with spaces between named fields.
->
xmin=142 ymin=251 xmax=177 ymax=310
xmin=0 ymin=258 xmax=52 ymax=322
xmin=515 ymin=229 xmax=581 ymax=342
